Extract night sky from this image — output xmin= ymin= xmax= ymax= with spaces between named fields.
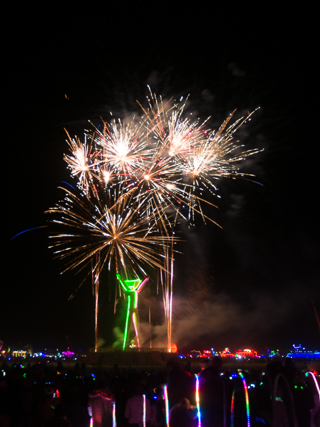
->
xmin=2 ymin=4 xmax=319 ymax=354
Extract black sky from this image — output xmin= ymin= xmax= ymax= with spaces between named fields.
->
xmin=2 ymin=4 xmax=319 ymax=354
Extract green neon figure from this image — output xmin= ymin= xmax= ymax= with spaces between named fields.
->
xmin=116 ymin=274 xmax=149 ymax=351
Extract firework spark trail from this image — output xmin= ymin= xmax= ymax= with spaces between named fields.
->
xmin=64 ymin=130 xmax=96 ymax=197
xmin=92 ymin=253 xmax=100 ymax=352
xmin=160 ymin=240 xmax=174 ymax=352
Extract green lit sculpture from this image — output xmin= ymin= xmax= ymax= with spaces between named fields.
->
xmin=116 ymin=274 xmax=149 ymax=350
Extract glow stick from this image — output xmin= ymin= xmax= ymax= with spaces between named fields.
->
xmin=142 ymin=394 xmax=146 ymax=427
xmin=113 ymin=402 xmax=117 ymax=427
xmin=195 ymin=374 xmax=202 ymax=427
xmin=238 ymin=372 xmax=250 ymax=427
xmin=163 ymin=385 xmax=170 ymax=427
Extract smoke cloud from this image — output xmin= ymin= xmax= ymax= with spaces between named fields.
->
xmin=138 ymin=284 xmax=309 ymax=352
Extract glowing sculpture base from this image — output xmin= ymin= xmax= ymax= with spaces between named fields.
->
xmin=116 ymin=274 xmax=149 ymax=351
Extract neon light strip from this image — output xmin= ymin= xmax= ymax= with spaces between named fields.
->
xmin=306 ymin=371 xmax=320 ymax=400
xmin=195 ymin=374 xmax=202 ymax=427
xmin=132 ymin=312 xmax=140 ymax=349
xmin=163 ymin=385 xmax=170 ymax=427
xmin=136 ymin=277 xmax=149 ymax=292
xmin=113 ymin=402 xmax=117 ymax=427
xmin=94 ymin=278 xmax=99 ymax=353
xmin=230 ymin=389 xmax=235 ymax=427
xmin=133 ymin=292 xmax=140 ymax=349
xmin=142 ymin=394 xmax=146 ymax=427
xmin=238 ymin=372 xmax=250 ymax=427
xmin=117 ymin=274 xmax=128 ymax=292
xmin=134 ymin=292 xmax=138 ymax=308
xmin=123 ymin=295 xmax=131 ymax=350
xmin=130 ymin=285 xmax=139 ymax=347
xmin=169 ymin=250 xmax=173 ymax=351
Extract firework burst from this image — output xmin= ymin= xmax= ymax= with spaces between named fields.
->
xmin=48 ymin=87 xmax=263 ymax=350
xmin=46 ymin=186 xmax=174 ymax=279
xmin=91 ymin=116 xmax=152 ymax=182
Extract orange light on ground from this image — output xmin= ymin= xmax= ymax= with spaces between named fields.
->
xmin=170 ymin=343 xmax=178 ymax=353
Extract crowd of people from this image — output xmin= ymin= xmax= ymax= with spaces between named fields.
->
xmin=1 ymin=356 xmax=320 ymax=426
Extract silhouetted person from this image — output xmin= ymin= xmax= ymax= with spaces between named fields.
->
xmin=125 ymin=384 xmax=151 ymax=427
xmin=283 ymin=358 xmax=296 ymax=384
xmin=199 ymin=356 xmax=224 ymax=427
xmin=80 ymin=361 xmax=86 ymax=375
xmin=19 ymin=377 xmax=37 ymax=427
xmin=40 ymin=387 xmax=62 ymax=426
xmin=88 ymin=378 xmax=114 ymax=427
xmin=150 ymin=386 xmax=166 ymax=427
xmin=166 ymin=360 xmax=194 ymax=408
xmin=67 ymin=392 xmax=90 ymax=427
xmin=169 ymin=397 xmax=196 ymax=427
xmin=45 ymin=404 xmax=71 ymax=427
xmin=273 ymin=384 xmax=289 ymax=427
xmin=0 ymin=373 xmax=10 ymax=427
xmin=292 ymin=373 xmax=314 ymax=427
